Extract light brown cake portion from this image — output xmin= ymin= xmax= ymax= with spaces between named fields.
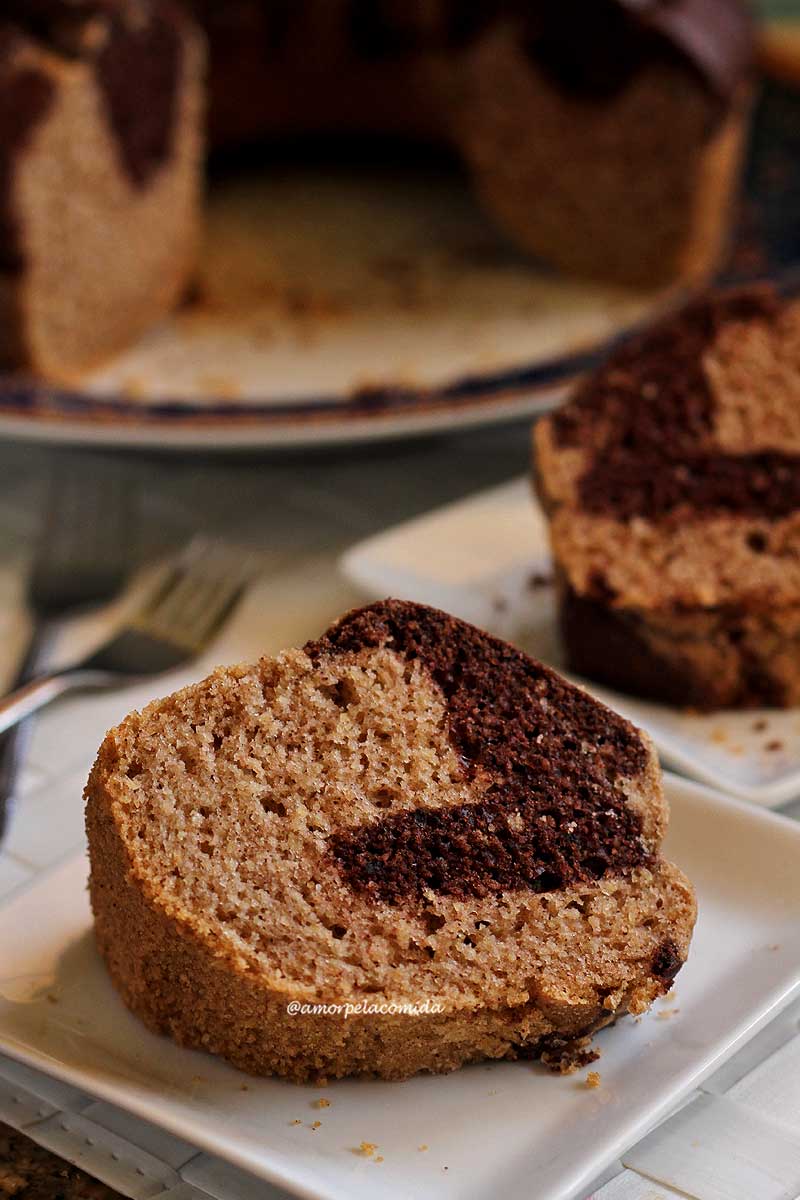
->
xmin=534 ymin=286 xmax=800 ymax=709
xmin=86 ymin=600 xmax=695 ymax=1082
xmin=443 ymin=20 xmax=749 ymax=288
xmin=0 ymin=2 xmax=204 ymax=380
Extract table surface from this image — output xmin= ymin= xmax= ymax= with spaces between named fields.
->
xmin=1 ymin=427 xmax=800 ymax=1200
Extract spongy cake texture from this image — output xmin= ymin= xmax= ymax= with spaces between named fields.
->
xmin=86 ymin=600 xmax=695 ymax=1081
xmin=534 ymin=286 xmax=800 ymax=709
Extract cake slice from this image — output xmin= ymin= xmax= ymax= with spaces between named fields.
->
xmin=534 ymin=285 xmax=800 ymax=710
xmin=86 ymin=600 xmax=694 ymax=1082
xmin=0 ymin=1 xmax=204 ymax=379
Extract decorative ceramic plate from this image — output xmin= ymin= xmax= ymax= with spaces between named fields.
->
xmin=1 ymin=774 xmax=800 ymax=1200
xmin=0 ymin=158 xmax=678 ymax=451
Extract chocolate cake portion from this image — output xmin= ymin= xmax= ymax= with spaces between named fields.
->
xmin=0 ymin=30 xmax=54 ymax=275
xmin=308 ymin=599 xmax=648 ymax=778
xmin=534 ymin=284 xmax=800 ymax=709
xmin=524 ymin=0 xmax=753 ymax=104
xmin=346 ymin=0 xmax=753 ymax=101
xmin=2 ymin=0 xmax=188 ymax=186
xmin=86 ymin=600 xmax=694 ymax=1081
xmin=94 ymin=3 xmax=186 ymax=187
xmin=312 ymin=600 xmax=652 ymax=902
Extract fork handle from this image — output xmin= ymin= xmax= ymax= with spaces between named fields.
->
xmin=0 ymin=668 xmax=119 ymax=737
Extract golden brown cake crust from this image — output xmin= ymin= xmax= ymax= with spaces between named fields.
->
xmin=86 ymin=601 xmax=695 ymax=1082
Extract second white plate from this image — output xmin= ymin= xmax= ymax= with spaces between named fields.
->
xmin=342 ymin=478 xmax=800 ymax=808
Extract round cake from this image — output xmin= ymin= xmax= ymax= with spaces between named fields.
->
xmin=1 ymin=0 xmax=754 ymax=379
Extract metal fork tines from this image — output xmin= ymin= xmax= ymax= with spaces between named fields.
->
xmin=85 ymin=539 xmax=258 ymax=676
xmin=0 ymin=537 xmax=258 ymax=738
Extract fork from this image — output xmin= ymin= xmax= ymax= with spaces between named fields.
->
xmin=0 ymin=460 xmax=133 ymax=843
xmin=0 ymin=538 xmax=257 ymax=739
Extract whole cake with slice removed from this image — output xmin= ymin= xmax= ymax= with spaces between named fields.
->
xmin=534 ymin=284 xmax=800 ymax=711
xmin=2 ymin=0 xmax=753 ymax=378
xmin=86 ymin=599 xmax=695 ymax=1082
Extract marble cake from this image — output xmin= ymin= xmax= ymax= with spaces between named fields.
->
xmin=86 ymin=600 xmax=695 ymax=1081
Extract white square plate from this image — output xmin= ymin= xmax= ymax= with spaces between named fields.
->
xmin=342 ymin=478 xmax=800 ymax=808
xmin=1 ymin=776 xmax=800 ymax=1200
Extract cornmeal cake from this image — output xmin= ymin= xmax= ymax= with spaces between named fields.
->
xmin=534 ymin=285 xmax=800 ymax=711
xmin=86 ymin=600 xmax=695 ymax=1082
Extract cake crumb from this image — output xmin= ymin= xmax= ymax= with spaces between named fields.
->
xmin=290 ymin=1120 xmax=302 ymax=1126
xmin=765 ymin=739 xmax=784 ymax=752
xmin=541 ymin=1037 xmax=600 ymax=1074
xmin=311 ymin=1121 xmax=321 ymax=1130
xmin=357 ymin=1142 xmax=377 ymax=1157
xmin=752 ymin=718 xmax=768 ymax=732
xmin=45 ymin=993 xmax=59 ymax=1004
xmin=240 ymin=1084 xmax=249 ymax=1091
xmin=418 ymin=1145 xmax=429 ymax=1152
xmin=528 ymin=570 xmax=553 ymax=590
xmin=656 ymin=1008 xmax=680 ymax=1020
xmin=586 ymin=1071 xmax=601 ymax=1089
xmin=313 ymin=1098 xmax=331 ymax=1109
xmin=375 ymin=1156 xmax=384 ymax=1164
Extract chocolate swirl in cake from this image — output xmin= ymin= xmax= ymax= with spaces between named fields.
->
xmin=555 ymin=287 xmax=800 ymax=522
xmin=309 ymin=600 xmax=652 ymax=904
xmin=95 ymin=4 xmax=184 ymax=187
xmin=2 ymin=1 xmax=185 ymax=188
xmin=0 ymin=30 xmax=55 ymax=273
